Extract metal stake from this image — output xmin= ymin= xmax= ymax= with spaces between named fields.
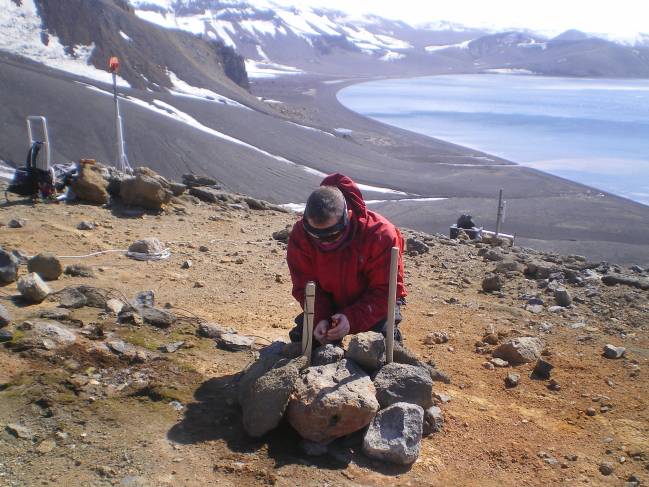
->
xmin=303 ymin=281 xmax=315 ymax=365
xmin=495 ymin=189 xmax=505 ymax=237
xmin=385 ymin=247 xmax=399 ymax=363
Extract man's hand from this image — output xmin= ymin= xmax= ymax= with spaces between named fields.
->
xmin=326 ymin=313 xmax=350 ymax=341
xmin=313 ymin=319 xmax=330 ymax=345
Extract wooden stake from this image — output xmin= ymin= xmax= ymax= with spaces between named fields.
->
xmin=303 ymin=281 xmax=315 ymax=365
xmin=385 ymin=247 xmax=399 ymax=363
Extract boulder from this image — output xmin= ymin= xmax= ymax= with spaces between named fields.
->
xmin=532 ymin=359 xmax=554 ymax=379
xmin=0 ymin=249 xmax=20 ymax=284
xmin=363 ymin=402 xmax=424 ymax=465
xmin=182 ymin=174 xmax=219 ymax=188
xmin=601 ymin=274 xmax=649 ymax=291
xmin=7 ymin=218 xmax=26 ymax=228
xmin=105 ymin=299 xmax=124 ymax=315
xmin=493 ymin=337 xmax=545 ymax=365
xmin=554 ymin=287 xmax=572 ymax=307
xmin=27 ymin=253 xmax=63 ymax=281
xmin=71 ymin=161 xmax=109 ymax=205
xmin=15 ymin=321 xmax=76 ymax=350
xmin=238 ymin=342 xmax=290 ymax=406
xmin=139 ymin=306 xmax=176 ymax=328
xmin=287 ymin=359 xmax=379 ymax=444
xmin=422 ymin=405 xmax=444 ymax=436
xmin=119 ymin=174 xmax=172 ymax=210
xmin=525 ymin=261 xmax=559 ymax=280
xmin=373 ymin=362 xmax=433 ymax=409
xmin=483 ymin=249 xmax=504 ymax=262
xmin=312 ymin=344 xmax=345 ymax=366
xmin=272 ymin=227 xmax=291 ymax=243
xmin=169 ymin=183 xmax=187 ymax=196
xmin=58 ymin=287 xmax=87 ymax=309
xmin=346 ymin=331 xmax=385 ymax=371
xmin=77 ymin=221 xmax=95 ymax=230
xmin=482 ymin=273 xmax=503 ymax=292
xmin=74 ymin=286 xmax=108 ymax=308
xmin=0 ymin=304 xmax=11 ymax=327
xmin=189 ymin=187 xmax=233 ymax=204
xmin=17 ymin=273 xmax=51 ymax=303
xmin=197 ymin=322 xmax=234 ymax=339
xmin=242 ymin=357 xmax=304 ymax=437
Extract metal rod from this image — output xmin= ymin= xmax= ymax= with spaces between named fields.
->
xmin=495 ymin=189 xmax=504 ymax=237
xmin=303 ymin=281 xmax=315 ymax=365
xmin=385 ymin=247 xmax=399 ymax=364
xmin=112 ymin=73 xmax=131 ymax=174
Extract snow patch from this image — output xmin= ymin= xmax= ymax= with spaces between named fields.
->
xmin=0 ymin=0 xmax=130 ymax=87
xmin=0 ymin=161 xmax=16 ymax=181
xmin=119 ymin=31 xmax=132 ymax=42
xmin=425 ymin=40 xmax=471 ymax=52
xmin=245 ymin=59 xmax=303 ymax=79
xmin=483 ymin=68 xmax=536 ymax=75
xmin=167 ymin=71 xmax=247 ymax=108
xmin=379 ymin=51 xmax=406 ymax=61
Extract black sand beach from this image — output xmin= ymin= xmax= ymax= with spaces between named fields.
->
xmin=252 ymin=74 xmax=649 ymax=266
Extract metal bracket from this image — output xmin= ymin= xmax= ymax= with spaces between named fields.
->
xmin=26 ymin=116 xmax=51 ymax=170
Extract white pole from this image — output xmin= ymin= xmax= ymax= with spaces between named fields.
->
xmin=303 ymin=281 xmax=315 ymax=365
xmin=112 ymin=72 xmax=131 ymax=174
xmin=385 ymin=247 xmax=399 ymax=363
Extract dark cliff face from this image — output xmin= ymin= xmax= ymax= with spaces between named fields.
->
xmin=33 ymin=0 xmax=248 ymax=91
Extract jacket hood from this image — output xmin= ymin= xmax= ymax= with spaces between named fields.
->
xmin=320 ymin=173 xmax=367 ymax=219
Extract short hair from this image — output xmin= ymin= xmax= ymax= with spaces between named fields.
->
xmin=305 ymin=186 xmax=345 ymax=225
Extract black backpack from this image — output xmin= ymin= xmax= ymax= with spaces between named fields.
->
xmin=7 ymin=142 xmax=48 ymax=196
xmin=456 ymin=214 xmax=476 ymax=229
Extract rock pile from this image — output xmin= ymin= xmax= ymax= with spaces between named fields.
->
xmin=237 ymin=332 xmax=448 ymax=465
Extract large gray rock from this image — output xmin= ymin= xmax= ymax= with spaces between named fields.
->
xmin=0 ymin=304 xmax=10 ymax=327
xmin=15 ymin=321 xmax=76 ymax=350
xmin=64 ymin=264 xmax=95 ymax=278
xmin=493 ymin=337 xmax=545 ymax=365
xmin=287 ymin=359 xmax=379 ymax=444
xmin=58 ymin=288 xmax=87 ymax=309
xmin=406 ymin=238 xmax=429 ymax=254
xmin=373 ymin=362 xmax=433 ymax=409
xmin=218 ymin=333 xmax=255 ymax=351
xmin=139 ymin=306 xmax=176 ymax=328
xmin=197 ymin=322 xmax=234 ymax=339
xmin=312 ymin=344 xmax=345 ymax=366
xmin=495 ymin=260 xmax=524 ymax=274
xmin=363 ymin=402 xmax=424 ymax=465
xmin=119 ymin=174 xmax=172 ymax=210
xmin=242 ymin=357 xmax=304 ymax=437
xmin=346 ymin=331 xmax=385 ymax=371
xmin=601 ymin=273 xmax=649 ymax=290
xmin=0 ymin=249 xmax=19 ymax=284
xmin=17 ymin=273 xmax=51 ymax=303
xmin=238 ymin=342 xmax=288 ymax=406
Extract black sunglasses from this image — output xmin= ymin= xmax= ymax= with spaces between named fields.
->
xmin=303 ymin=203 xmax=349 ymax=242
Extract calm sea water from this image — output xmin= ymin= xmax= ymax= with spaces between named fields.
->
xmin=338 ymin=74 xmax=649 ymax=206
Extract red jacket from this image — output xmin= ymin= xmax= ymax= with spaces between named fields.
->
xmin=287 ymin=173 xmax=407 ymax=334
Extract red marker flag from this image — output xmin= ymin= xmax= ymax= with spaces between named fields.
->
xmin=108 ymin=56 xmax=120 ymax=73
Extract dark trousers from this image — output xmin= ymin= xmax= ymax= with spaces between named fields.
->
xmin=289 ymin=299 xmax=404 ymax=346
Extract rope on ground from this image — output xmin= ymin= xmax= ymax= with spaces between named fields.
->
xmin=53 ymin=248 xmax=171 ymax=261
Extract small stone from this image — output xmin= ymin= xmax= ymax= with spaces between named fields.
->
xmin=128 ymin=238 xmax=165 ymax=256
xmin=17 ymin=273 xmax=51 ymax=303
xmin=505 ymin=373 xmax=520 ymax=388
xmin=0 ymin=329 xmax=13 ymax=342
xmin=193 ymin=281 xmax=205 ymax=288
xmin=301 ymin=440 xmax=328 ymax=456
xmin=132 ymin=290 xmax=154 ymax=309
xmin=0 ymin=304 xmax=11 ymax=327
xmin=493 ymin=337 xmax=545 ymax=365
xmin=77 ymin=221 xmax=95 ymax=230
xmin=8 ymin=218 xmax=26 ymax=228
xmin=554 ymin=287 xmax=572 ymax=307
xmin=538 ymin=451 xmax=559 ymax=465
xmin=106 ymin=340 xmax=129 ymax=355
xmin=564 ymin=453 xmax=578 ymax=461
xmin=532 ymin=359 xmax=554 ymax=379
xmin=599 ymin=462 xmax=614 ymax=475
xmin=603 ymin=344 xmax=625 ymax=359
xmin=406 ymin=238 xmax=429 ymax=255
xmin=586 ymin=407 xmax=597 ymax=416
xmin=198 ymin=245 xmax=209 ymax=252
xmin=0 ymin=249 xmax=19 ymax=284
xmin=548 ymin=379 xmax=561 ymax=391
xmin=197 ymin=322 xmax=232 ymax=339
xmin=433 ymin=392 xmax=452 ymax=404
xmin=422 ymin=406 xmax=444 ymax=436
xmin=424 ymin=331 xmax=449 ymax=345
xmin=482 ymin=361 xmax=495 ymax=370
xmin=105 ymin=299 xmax=124 ymax=315
xmin=312 ymin=344 xmax=345 ymax=366
xmin=35 ymin=439 xmax=56 ymax=453
xmin=482 ymin=273 xmax=503 ymax=292
xmin=64 ymin=264 xmax=95 ymax=278
xmin=490 ymin=358 xmax=509 ymax=368
xmin=218 ymin=333 xmax=255 ymax=351
xmin=181 ymin=260 xmax=192 ymax=269
xmin=346 ymin=331 xmax=385 ymax=371
xmin=27 ymin=253 xmax=63 ymax=281
xmin=483 ymin=332 xmax=499 ymax=345
xmin=5 ymin=423 xmax=33 ymax=440
xmin=159 ymin=341 xmax=184 ymax=353
xmin=363 ymin=402 xmax=424 ymax=465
